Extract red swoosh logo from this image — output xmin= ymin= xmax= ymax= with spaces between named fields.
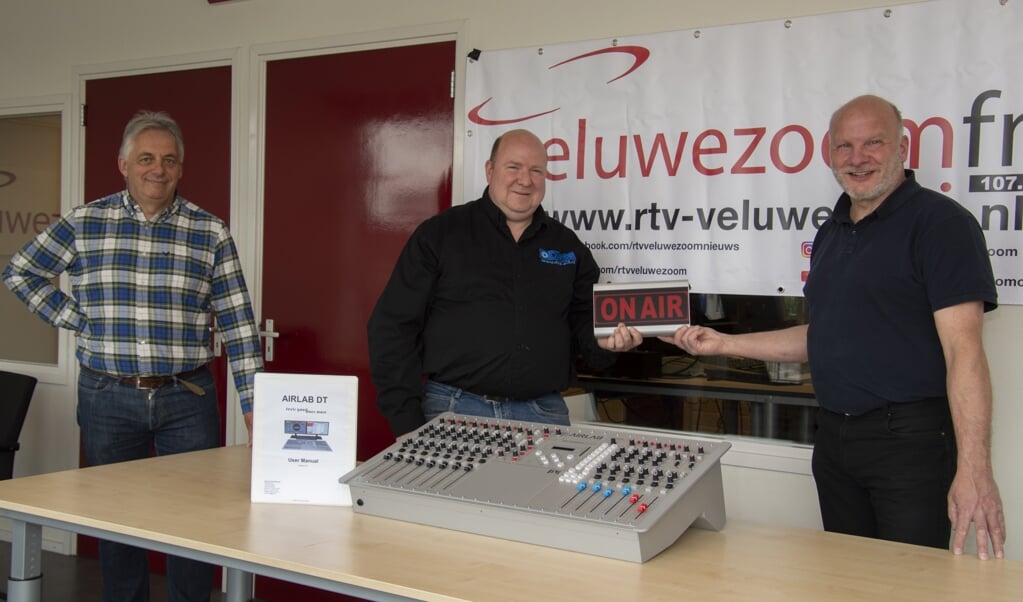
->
xmin=468 ymin=46 xmax=651 ymax=125
xmin=467 ymin=98 xmax=560 ymax=126
xmin=548 ymin=46 xmax=650 ymax=83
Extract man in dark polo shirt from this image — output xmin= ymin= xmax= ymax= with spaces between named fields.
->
xmin=368 ymin=129 xmax=642 ymax=436
xmin=661 ymin=95 xmax=1005 ymax=560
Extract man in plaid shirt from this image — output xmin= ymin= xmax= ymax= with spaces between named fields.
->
xmin=2 ymin=110 xmax=263 ymax=602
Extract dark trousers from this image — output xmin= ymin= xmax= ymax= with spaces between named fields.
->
xmin=812 ymin=398 xmax=956 ymax=549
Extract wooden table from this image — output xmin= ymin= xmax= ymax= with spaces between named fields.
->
xmin=0 ymin=445 xmax=1020 ymax=601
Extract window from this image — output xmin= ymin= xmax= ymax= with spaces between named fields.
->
xmin=577 ymin=293 xmax=814 ymax=444
xmin=0 ymin=113 xmax=62 ymax=364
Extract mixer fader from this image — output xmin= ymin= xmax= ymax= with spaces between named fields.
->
xmin=340 ymin=413 xmax=731 ymax=562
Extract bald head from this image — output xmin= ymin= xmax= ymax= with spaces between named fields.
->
xmin=489 ymin=129 xmax=545 ymax=163
xmin=830 ymin=95 xmax=903 ymax=140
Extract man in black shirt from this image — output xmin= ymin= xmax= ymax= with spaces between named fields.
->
xmin=368 ymin=129 xmax=641 ymax=436
xmin=660 ymin=95 xmax=1004 ymax=560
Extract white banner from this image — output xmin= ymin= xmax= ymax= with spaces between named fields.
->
xmin=464 ymin=0 xmax=1023 ymax=304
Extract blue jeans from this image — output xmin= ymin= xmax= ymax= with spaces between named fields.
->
xmin=423 ymin=380 xmax=570 ymax=425
xmin=77 ymin=366 xmax=221 ymax=602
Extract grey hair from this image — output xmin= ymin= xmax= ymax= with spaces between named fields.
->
xmin=119 ymin=110 xmax=185 ymax=162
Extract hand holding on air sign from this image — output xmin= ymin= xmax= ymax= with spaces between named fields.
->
xmin=660 ymin=325 xmax=727 ymax=356
xmin=660 ymin=323 xmax=809 ymax=363
xmin=597 ymin=323 xmax=644 ymax=351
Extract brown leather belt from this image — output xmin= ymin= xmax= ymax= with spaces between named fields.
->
xmin=84 ymin=365 xmax=209 ymax=390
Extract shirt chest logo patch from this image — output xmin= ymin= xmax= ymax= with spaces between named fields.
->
xmin=539 ymin=248 xmax=577 ymax=266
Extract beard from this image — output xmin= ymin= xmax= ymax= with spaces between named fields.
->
xmin=832 ymin=154 xmax=905 ymax=203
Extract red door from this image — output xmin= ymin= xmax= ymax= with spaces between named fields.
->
xmin=81 ymin=67 xmax=233 ymax=570
xmin=258 ymin=41 xmax=455 ymax=601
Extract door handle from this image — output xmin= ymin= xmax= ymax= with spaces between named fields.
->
xmin=259 ymin=318 xmax=281 ymax=362
xmin=210 ymin=316 xmax=224 ymax=357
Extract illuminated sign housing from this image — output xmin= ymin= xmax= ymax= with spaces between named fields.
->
xmin=593 ymin=280 xmax=691 ymax=336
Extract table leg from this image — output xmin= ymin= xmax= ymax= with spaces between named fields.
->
xmin=225 ymin=567 xmax=254 ymax=602
xmin=6 ymin=520 xmax=42 ymax=602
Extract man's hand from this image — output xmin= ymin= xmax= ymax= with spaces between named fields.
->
xmin=244 ymin=411 xmax=254 ymax=447
xmin=949 ymin=469 xmax=1006 ymax=559
xmin=597 ymin=323 xmax=643 ymax=351
xmin=659 ymin=325 xmax=727 ymax=356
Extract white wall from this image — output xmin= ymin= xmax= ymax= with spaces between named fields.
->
xmin=3 ymin=0 xmax=1019 ymax=561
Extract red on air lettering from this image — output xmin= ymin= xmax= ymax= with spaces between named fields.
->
xmin=596 ymin=292 xmax=687 ymax=324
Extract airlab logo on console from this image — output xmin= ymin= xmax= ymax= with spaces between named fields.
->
xmin=467 ymin=46 xmax=651 ymax=126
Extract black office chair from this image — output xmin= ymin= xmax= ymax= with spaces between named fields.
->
xmin=0 ymin=370 xmax=37 ymax=481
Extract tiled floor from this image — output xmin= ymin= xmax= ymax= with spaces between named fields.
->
xmin=0 ymin=541 xmax=233 ymax=601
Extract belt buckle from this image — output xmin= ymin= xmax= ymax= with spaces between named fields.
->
xmin=132 ymin=376 xmax=160 ymax=390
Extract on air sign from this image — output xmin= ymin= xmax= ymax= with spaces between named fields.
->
xmin=593 ymin=280 xmax=690 ymax=336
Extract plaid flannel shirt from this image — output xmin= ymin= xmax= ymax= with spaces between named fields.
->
xmin=2 ymin=191 xmax=264 ymax=413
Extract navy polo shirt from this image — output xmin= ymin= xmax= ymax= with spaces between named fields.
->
xmin=804 ymin=171 xmax=996 ymax=415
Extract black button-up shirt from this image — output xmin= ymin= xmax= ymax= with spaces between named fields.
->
xmin=368 ymin=188 xmax=611 ymax=434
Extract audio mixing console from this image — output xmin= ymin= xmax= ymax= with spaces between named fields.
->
xmin=339 ymin=413 xmax=731 ymax=562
